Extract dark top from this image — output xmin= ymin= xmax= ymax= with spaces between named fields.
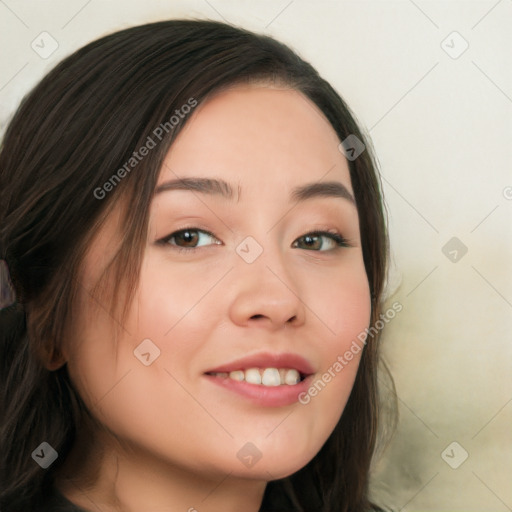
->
xmin=40 ymin=486 xmax=88 ymax=512
xmin=39 ymin=484 xmax=385 ymax=512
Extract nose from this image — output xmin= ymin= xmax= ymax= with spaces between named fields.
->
xmin=228 ymin=243 xmax=306 ymax=330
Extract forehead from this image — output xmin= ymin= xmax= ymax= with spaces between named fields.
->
xmin=157 ymin=85 xmax=352 ymax=195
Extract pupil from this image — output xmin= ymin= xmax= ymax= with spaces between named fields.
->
xmin=305 ymin=235 xmax=318 ymax=248
xmin=180 ymin=230 xmax=197 ymax=246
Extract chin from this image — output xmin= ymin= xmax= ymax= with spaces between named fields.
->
xmin=232 ymin=455 xmax=315 ymax=482
xmin=224 ymin=438 xmax=322 ymax=481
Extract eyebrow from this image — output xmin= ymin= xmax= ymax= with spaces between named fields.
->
xmin=155 ymin=177 xmax=356 ymax=205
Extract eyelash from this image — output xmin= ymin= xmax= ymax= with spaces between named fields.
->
xmin=156 ymin=227 xmax=351 ymax=253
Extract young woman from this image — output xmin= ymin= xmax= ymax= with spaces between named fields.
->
xmin=0 ymin=19 xmax=391 ymax=512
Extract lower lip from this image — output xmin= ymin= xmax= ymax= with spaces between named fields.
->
xmin=203 ymin=374 xmax=314 ymax=407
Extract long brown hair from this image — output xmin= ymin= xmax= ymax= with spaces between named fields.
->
xmin=0 ymin=19 xmax=390 ymax=511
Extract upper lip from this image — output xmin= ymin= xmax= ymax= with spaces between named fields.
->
xmin=204 ymin=352 xmax=315 ymax=375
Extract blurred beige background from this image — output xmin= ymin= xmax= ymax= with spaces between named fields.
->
xmin=1 ymin=1 xmax=511 ymax=510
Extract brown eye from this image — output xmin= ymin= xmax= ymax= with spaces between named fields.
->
xmin=292 ymin=231 xmax=349 ymax=251
xmin=158 ymin=228 xmax=221 ymax=252
xmin=173 ymin=230 xmax=199 ymax=248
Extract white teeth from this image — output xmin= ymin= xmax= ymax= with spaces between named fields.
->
xmin=244 ymin=368 xmax=262 ymax=385
xmin=284 ymin=369 xmax=301 ymax=385
xmin=261 ymin=368 xmax=281 ymax=386
xmin=212 ymin=367 xmax=303 ymax=386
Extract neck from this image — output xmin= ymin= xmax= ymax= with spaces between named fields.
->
xmin=54 ymin=421 xmax=266 ymax=512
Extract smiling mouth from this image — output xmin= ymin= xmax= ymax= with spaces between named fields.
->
xmin=205 ymin=367 xmax=307 ymax=387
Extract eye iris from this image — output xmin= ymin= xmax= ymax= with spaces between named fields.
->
xmin=303 ymin=235 xmax=320 ymax=250
xmin=176 ymin=230 xmax=198 ymax=247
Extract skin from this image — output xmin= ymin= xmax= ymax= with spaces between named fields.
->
xmin=54 ymin=84 xmax=371 ymax=512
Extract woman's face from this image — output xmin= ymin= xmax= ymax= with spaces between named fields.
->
xmin=66 ymin=84 xmax=371 ymax=481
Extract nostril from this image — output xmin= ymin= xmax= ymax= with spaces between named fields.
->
xmin=250 ymin=314 xmax=264 ymax=320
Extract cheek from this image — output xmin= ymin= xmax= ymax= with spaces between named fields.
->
xmin=124 ymin=253 xmax=228 ymax=363
xmin=64 ymin=287 xmax=210 ymax=465
xmin=292 ymin=254 xmax=371 ymax=431
xmin=304 ymin=252 xmax=372 ymax=348
xmin=63 ymin=255 xmax=223 ymax=436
